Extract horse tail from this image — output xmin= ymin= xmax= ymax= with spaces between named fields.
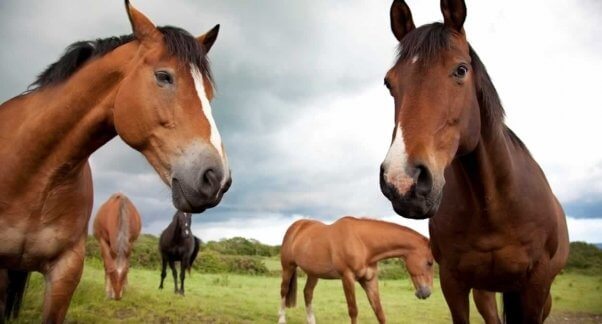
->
xmin=503 ymin=292 xmax=522 ymax=323
xmin=188 ymin=236 xmax=201 ymax=275
xmin=4 ymin=270 xmax=30 ymax=320
xmin=115 ymin=195 xmax=130 ymax=259
xmin=284 ymin=267 xmax=297 ymax=308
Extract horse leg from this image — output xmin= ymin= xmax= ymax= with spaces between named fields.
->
xmin=98 ymin=239 xmax=115 ymax=299
xmin=159 ymin=255 xmax=167 ymax=289
xmin=359 ymin=277 xmax=385 ymax=324
xmin=169 ymin=260 xmax=178 ymax=293
xmin=542 ymin=292 xmax=552 ymax=321
xmin=440 ymin=269 xmax=470 ymax=324
xmin=0 ymin=269 xmax=7 ymax=322
xmin=42 ymin=239 xmax=85 ymax=323
xmin=518 ymin=281 xmax=551 ymax=323
xmin=179 ymin=260 xmax=186 ymax=295
xmin=303 ymin=276 xmax=318 ymax=324
xmin=341 ymin=272 xmax=359 ymax=324
xmin=473 ymin=289 xmax=500 ymax=324
xmin=278 ymin=264 xmax=297 ymax=324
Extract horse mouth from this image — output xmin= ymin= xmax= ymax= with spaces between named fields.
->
xmin=171 ymin=178 xmax=207 ymax=213
xmin=382 ymin=181 xmax=440 ymax=219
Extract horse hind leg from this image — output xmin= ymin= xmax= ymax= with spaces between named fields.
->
xmin=159 ymin=256 xmax=167 ymax=289
xmin=42 ymin=240 xmax=85 ymax=323
xmin=304 ymin=276 xmax=318 ymax=324
xmin=278 ymin=264 xmax=297 ymax=324
xmin=473 ymin=289 xmax=500 ymax=324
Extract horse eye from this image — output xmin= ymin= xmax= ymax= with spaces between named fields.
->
xmin=155 ymin=71 xmax=173 ymax=86
xmin=454 ymin=65 xmax=468 ymax=78
xmin=427 ymin=260 xmax=434 ymax=267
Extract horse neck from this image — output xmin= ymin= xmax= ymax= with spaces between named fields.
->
xmin=12 ymin=43 xmax=138 ymax=176
xmin=363 ymin=222 xmax=425 ymax=264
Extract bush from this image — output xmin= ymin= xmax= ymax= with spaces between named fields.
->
xmin=204 ymin=237 xmax=280 ymax=257
xmin=565 ymin=241 xmax=602 ymax=275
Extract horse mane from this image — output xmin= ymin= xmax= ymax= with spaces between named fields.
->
xmin=396 ymin=23 xmax=527 ymax=150
xmin=29 ymin=26 xmax=213 ymax=91
xmin=345 ymin=216 xmax=428 ymax=241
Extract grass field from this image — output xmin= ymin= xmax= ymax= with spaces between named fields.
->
xmin=12 ymin=258 xmax=602 ymax=323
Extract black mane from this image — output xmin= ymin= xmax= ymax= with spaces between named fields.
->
xmin=396 ymin=22 xmax=506 ymax=131
xmin=30 ymin=26 xmax=213 ymax=90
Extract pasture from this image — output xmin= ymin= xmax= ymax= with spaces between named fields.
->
xmin=14 ymin=258 xmax=602 ymax=323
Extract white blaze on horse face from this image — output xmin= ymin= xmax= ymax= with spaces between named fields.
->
xmin=382 ymin=123 xmax=413 ymax=194
xmin=411 ymin=55 xmax=419 ymax=64
xmin=190 ymin=64 xmax=225 ymax=164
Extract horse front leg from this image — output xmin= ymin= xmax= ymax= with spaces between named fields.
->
xmin=359 ymin=275 xmax=386 ymax=324
xmin=98 ymin=239 xmax=115 ymax=299
xmin=42 ymin=239 xmax=85 ymax=323
xmin=178 ymin=260 xmax=186 ymax=295
xmin=440 ymin=269 xmax=470 ymax=324
xmin=341 ymin=272 xmax=358 ymax=324
xmin=168 ymin=261 xmax=178 ymax=293
xmin=159 ymin=255 xmax=167 ymax=289
xmin=473 ymin=289 xmax=500 ymax=324
xmin=516 ymin=262 xmax=554 ymax=324
xmin=0 ymin=269 xmax=7 ymax=322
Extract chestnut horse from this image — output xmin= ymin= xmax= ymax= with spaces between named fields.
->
xmin=93 ymin=193 xmax=142 ymax=300
xmin=380 ymin=1 xmax=569 ymax=323
xmin=278 ymin=217 xmax=434 ymax=324
xmin=0 ymin=1 xmax=230 ymax=322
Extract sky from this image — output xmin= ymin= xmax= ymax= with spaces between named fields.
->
xmin=1 ymin=0 xmax=601 ymax=245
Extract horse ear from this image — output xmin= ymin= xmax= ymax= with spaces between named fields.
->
xmin=440 ymin=0 xmax=466 ymax=33
xmin=125 ymin=0 xmax=161 ymax=43
xmin=390 ymin=0 xmax=415 ymax=42
xmin=197 ymin=24 xmax=220 ymax=53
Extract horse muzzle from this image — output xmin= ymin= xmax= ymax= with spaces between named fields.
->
xmin=415 ymin=286 xmax=432 ymax=300
xmin=379 ymin=162 xmax=441 ymax=219
xmin=171 ymin=144 xmax=231 ymax=213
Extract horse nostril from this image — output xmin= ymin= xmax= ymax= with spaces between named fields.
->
xmin=202 ymin=169 xmax=217 ymax=187
xmin=414 ymin=164 xmax=433 ymax=197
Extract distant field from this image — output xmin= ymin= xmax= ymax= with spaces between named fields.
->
xmin=14 ymin=259 xmax=602 ymax=323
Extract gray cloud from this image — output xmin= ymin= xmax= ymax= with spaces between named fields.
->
xmin=1 ymin=0 xmax=602 ymax=243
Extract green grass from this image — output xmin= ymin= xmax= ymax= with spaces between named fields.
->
xmin=14 ymin=261 xmax=602 ymax=323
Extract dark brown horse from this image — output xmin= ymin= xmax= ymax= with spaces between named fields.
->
xmin=279 ymin=217 xmax=434 ymax=324
xmin=158 ymin=211 xmax=201 ymax=296
xmin=379 ymin=1 xmax=569 ymax=323
xmin=0 ymin=1 xmax=230 ymax=322
xmin=93 ymin=193 xmax=142 ymax=300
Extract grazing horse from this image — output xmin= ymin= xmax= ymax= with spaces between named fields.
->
xmin=93 ymin=193 xmax=142 ymax=300
xmin=0 ymin=1 xmax=230 ymax=322
xmin=278 ymin=217 xmax=434 ymax=324
xmin=379 ymin=1 xmax=569 ymax=323
xmin=159 ymin=211 xmax=201 ymax=295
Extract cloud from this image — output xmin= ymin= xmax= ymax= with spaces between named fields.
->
xmin=1 ymin=0 xmax=601 ymax=244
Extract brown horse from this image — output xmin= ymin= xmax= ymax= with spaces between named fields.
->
xmin=93 ymin=193 xmax=142 ymax=300
xmin=278 ymin=217 xmax=434 ymax=324
xmin=0 ymin=1 xmax=230 ymax=322
xmin=379 ymin=1 xmax=569 ymax=323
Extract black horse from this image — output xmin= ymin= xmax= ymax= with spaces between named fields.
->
xmin=158 ymin=211 xmax=201 ymax=295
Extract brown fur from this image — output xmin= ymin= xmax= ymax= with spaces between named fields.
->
xmin=0 ymin=2 xmax=227 ymax=322
xmin=93 ymin=193 xmax=142 ymax=300
xmin=381 ymin=1 xmax=569 ymax=323
xmin=279 ymin=217 xmax=434 ymax=324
